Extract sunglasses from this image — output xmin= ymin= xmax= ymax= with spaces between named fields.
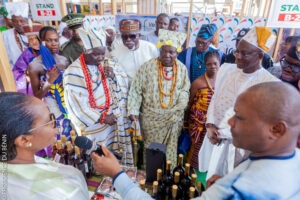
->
xmin=28 ymin=113 xmax=57 ymax=133
xmin=121 ymin=34 xmax=138 ymax=40
xmin=280 ymin=57 xmax=300 ymax=73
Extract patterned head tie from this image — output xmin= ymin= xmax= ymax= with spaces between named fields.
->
xmin=157 ymin=29 xmax=187 ymax=53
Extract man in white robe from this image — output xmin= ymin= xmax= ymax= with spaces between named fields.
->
xmin=111 ymin=19 xmax=157 ymax=84
xmin=63 ymin=28 xmax=133 ymax=166
xmin=2 ymin=2 xmax=28 ymax=69
xmin=198 ymin=27 xmax=280 ymax=179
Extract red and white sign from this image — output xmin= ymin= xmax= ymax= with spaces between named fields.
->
xmin=267 ymin=0 xmax=300 ymax=28
xmin=29 ymin=0 xmax=62 ymax=21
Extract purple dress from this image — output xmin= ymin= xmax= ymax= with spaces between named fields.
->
xmin=13 ymin=48 xmax=37 ymax=96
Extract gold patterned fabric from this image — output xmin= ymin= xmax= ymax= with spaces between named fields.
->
xmin=127 ymin=58 xmax=190 ymax=167
xmin=187 ymin=87 xmax=214 ymax=170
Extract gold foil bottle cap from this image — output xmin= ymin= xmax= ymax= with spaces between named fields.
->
xmin=61 ymin=135 xmax=66 ymax=144
xmin=185 ymin=163 xmax=190 ymax=173
xmin=157 ymin=168 xmax=162 ymax=180
xmin=56 ymin=140 xmax=62 ymax=149
xmin=152 ymin=181 xmax=158 ymax=193
xmin=139 ymin=179 xmax=145 ymax=190
xmin=174 ymin=172 xmax=180 ymax=183
xmin=189 ymin=187 xmax=195 ymax=198
xmin=191 ymin=173 xmax=197 ymax=184
xmin=172 ymin=185 xmax=178 ymax=198
xmin=166 ymin=160 xmax=171 ymax=170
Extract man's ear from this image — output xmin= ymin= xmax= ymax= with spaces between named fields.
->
xmin=258 ymin=50 xmax=264 ymax=60
xmin=270 ymin=120 xmax=286 ymax=138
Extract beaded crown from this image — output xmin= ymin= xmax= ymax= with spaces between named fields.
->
xmin=157 ymin=29 xmax=187 ymax=53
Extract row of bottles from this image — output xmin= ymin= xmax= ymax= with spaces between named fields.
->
xmin=149 ymin=154 xmax=203 ymax=200
xmin=52 ymin=130 xmax=93 ymax=179
xmin=135 ymin=154 xmax=204 ymax=199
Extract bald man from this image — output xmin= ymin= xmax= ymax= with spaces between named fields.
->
xmin=203 ymin=82 xmax=300 ymax=199
xmin=91 ymin=82 xmax=300 ymax=200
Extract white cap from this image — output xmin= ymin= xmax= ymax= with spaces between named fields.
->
xmin=77 ymin=28 xmax=106 ymax=50
xmin=5 ymin=2 xmax=29 ymax=19
xmin=105 ymin=25 xmax=116 ymax=32
xmin=59 ymin=22 xmax=67 ymax=36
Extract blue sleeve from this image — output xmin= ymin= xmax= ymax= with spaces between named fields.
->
xmin=177 ymin=49 xmax=187 ymax=65
xmin=113 ymin=173 xmax=153 ymax=200
xmin=218 ymin=50 xmax=226 ymax=65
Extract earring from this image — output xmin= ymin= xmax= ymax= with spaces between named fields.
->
xmin=27 ymin=143 xmax=32 ymax=147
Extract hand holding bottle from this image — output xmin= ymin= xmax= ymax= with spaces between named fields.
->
xmin=91 ymin=145 xmax=122 ymax=178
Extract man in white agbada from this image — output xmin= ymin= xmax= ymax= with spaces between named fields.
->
xmin=2 ymin=2 xmax=28 ymax=68
xmin=63 ymin=28 xmax=133 ymax=166
xmin=110 ymin=19 xmax=157 ymax=84
xmin=198 ymin=27 xmax=280 ymax=179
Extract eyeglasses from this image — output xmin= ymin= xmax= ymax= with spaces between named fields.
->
xmin=233 ymin=50 xmax=259 ymax=57
xmin=121 ymin=34 xmax=138 ymax=40
xmin=196 ymin=39 xmax=210 ymax=46
xmin=280 ymin=57 xmax=300 ymax=73
xmin=28 ymin=113 xmax=57 ymax=133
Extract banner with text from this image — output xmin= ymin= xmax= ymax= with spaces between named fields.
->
xmin=267 ymin=0 xmax=300 ymax=28
xmin=29 ymin=0 xmax=62 ymax=21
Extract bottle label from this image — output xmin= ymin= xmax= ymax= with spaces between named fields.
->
xmin=53 ymin=153 xmax=61 ymax=163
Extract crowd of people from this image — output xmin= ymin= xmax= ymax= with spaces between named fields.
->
xmin=0 ymin=1 xmax=300 ymax=199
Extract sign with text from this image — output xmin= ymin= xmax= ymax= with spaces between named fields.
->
xmin=29 ymin=0 xmax=62 ymax=21
xmin=267 ymin=0 xmax=300 ymax=28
